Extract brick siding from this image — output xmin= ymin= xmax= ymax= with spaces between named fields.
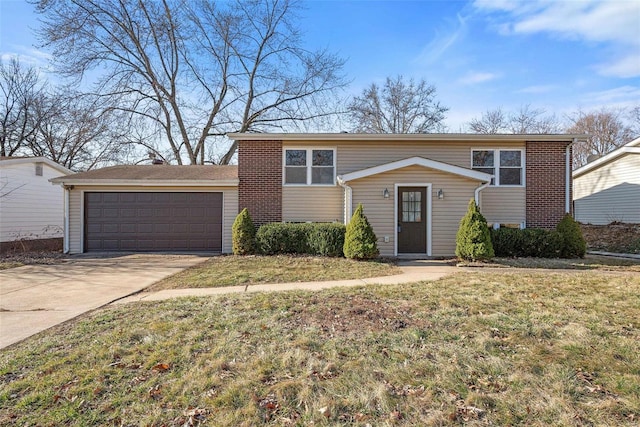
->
xmin=238 ymin=140 xmax=282 ymax=226
xmin=526 ymin=141 xmax=572 ymax=229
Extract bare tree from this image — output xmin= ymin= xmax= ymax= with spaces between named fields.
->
xmin=628 ymin=105 xmax=640 ymax=138
xmin=567 ymin=108 xmax=634 ymax=168
xmin=32 ymin=0 xmax=346 ymax=165
xmin=347 ymin=75 xmax=448 ymax=133
xmin=0 ymin=58 xmax=47 ymax=157
xmin=28 ymin=90 xmax=135 ymax=171
xmin=468 ymin=105 xmax=560 ymax=134
xmin=468 ymin=108 xmax=507 ymax=134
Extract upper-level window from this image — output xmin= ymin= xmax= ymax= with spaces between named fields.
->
xmin=284 ymin=148 xmax=335 ymax=185
xmin=472 ymin=149 xmax=523 ymax=186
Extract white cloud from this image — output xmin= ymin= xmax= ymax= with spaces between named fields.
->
xmin=458 ymin=71 xmax=500 ymax=85
xmin=473 ymin=0 xmax=640 ymax=78
xmin=1 ymin=45 xmax=53 ymax=69
xmin=516 ymin=84 xmax=557 ymax=94
xmin=414 ymin=14 xmax=468 ymax=65
xmin=584 ymin=85 xmax=640 ymax=104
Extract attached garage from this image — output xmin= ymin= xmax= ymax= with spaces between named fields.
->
xmin=50 ymin=165 xmax=239 ymax=254
xmin=84 ymin=192 xmax=223 ymax=252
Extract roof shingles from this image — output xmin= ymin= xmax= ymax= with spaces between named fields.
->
xmin=52 ymin=165 xmax=238 ymax=182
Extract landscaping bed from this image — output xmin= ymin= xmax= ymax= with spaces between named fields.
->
xmin=1 ymin=271 xmax=638 ymax=426
xmin=581 ymin=223 xmax=640 ymax=254
xmin=0 ymin=250 xmax=67 ymax=270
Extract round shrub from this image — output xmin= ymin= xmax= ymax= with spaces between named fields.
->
xmin=232 ymin=208 xmax=256 ymax=255
xmin=556 ymin=213 xmax=586 ymax=258
xmin=456 ymin=199 xmax=494 ymax=261
xmin=343 ymin=204 xmax=379 ymax=260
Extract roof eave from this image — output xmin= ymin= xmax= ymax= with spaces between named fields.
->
xmin=338 ymin=156 xmax=493 ymax=183
xmin=573 ymin=146 xmax=640 ymax=178
xmin=227 ymin=132 xmax=587 ymax=143
xmin=49 ymin=179 xmax=239 ymax=187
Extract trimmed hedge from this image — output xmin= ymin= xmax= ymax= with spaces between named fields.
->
xmin=490 ymin=227 xmax=571 ymax=258
xmin=256 ymin=222 xmax=346 ymax=257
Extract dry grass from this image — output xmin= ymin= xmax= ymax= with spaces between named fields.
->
xmin=488 ymin=254 xmax=640 ymax=272
xmin=147 ymin=255 xmax=400 ymax=291
xmin=1 ymin=270 xmax=639 ymax=426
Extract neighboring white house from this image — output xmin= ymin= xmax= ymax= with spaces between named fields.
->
xmin=573 ymin=137 xmax=640 ymax=225
xmin=0 ymin=157 xmax=72 ymax=246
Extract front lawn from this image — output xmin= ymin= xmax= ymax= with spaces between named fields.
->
xmin=490 ymin=254 xmax=640 ymax=272
xmin=1 ymin=271 xmax=638 ymax=426
xmin=147 ymin=255 xmax=400 ymax=291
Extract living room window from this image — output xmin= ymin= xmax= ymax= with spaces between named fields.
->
xmin=472 ymin=149 xmax=523 ymax=186
xmin=284 ymin=148 xmax=335 ymax=185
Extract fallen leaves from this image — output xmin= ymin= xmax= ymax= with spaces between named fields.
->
xmin=151 ymin=363 xmax=170 ymax=373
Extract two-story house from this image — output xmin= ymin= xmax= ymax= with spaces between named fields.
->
xmin=51 ymin=133 xmax=583 ymax=257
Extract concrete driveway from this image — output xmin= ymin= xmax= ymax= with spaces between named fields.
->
xmin=0 ymin=253 xmax=209 ymax=349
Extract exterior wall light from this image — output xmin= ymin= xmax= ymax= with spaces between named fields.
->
xmin=437 ymin=189 xmax=444 ymax=200
xmin=383 ymin=188 xmax=390 ymax=198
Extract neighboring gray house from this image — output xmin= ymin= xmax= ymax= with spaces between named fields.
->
xmin=0 ymin=157 xmax=72 ymax=250
xmin=573 ymin=137 xmax=640 ymax=225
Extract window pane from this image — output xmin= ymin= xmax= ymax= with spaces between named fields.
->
xmin=500 ymin=168 xmax=521 ymax=185
xmin=311 ymin=167 xmax=334 ymax=184
xmin=312 ymin=150 xmax=333 ymax=166
xmin=500 ymin=151 xmax=521 ymax=167
xmin=473 ymin=150 xmax=494 ymax=167
xmin=401 ymin=191 xmax=422 ymax=222
xmin=285 ymin=166 xmax=307 ymax=184
xmin=286 ymin=150 xmax=306 ymax=166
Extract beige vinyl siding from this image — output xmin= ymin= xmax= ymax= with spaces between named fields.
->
xmin=574 ymin=154 xmax=640 ymax=224
xmin=0 ymin=162 xmax=65 ymax=242
xmin=282 ymin=186 xmax=343 ymax=223
xmin=480 ymin=187 xmax=526 ymax=225
xmin=349 ymin=165 xmax=481 ymax=257
xmin=67 ymin=186 xmax=238 ymax=254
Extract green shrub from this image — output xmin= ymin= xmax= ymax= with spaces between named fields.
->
xmin=343 ymin=204 xmax=379 ymax=260
xmin=556 ymin=213 xmax=586 ymax=258
xmin=490 ymin=227 xmax=566 ymax=258
xmin=308 ymin=223 xmax=346 ymax=257
xmin=256 ymin=222 xmax=345 ymax=256
xmin=232 ymin=208 xmax=256 ymax=255
xmin=490 ymin=227 xmax=523 ymax=257
xmin=456 ymin=199 xmax=494 ymax=261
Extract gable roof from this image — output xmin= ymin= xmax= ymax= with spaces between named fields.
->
xmin=573 ymin=137 xmax=640 ymax=179
xmin=338 ymin=156 xmax=493 ymax=183
xmin=0 ymin=156 xmax=72 ymax=175
xmin=228 ymin=132 xmax=586 ymax=143
xmin=50 ymin=165 xmax=238 ymax=186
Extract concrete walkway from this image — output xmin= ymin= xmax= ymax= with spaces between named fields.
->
xmin=0 ymin=253 xmax=209 ymax=349
xmin=115 ymin=260 xmax=458 ymax=304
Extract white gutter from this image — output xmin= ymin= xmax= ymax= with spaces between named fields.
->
xmin=63 ymin=186 xmax=70 ymax=254
xmin=336 ymin=176 xmax=352 ymax=224
xmin=474 ymin=182 xmax=490 ymax=205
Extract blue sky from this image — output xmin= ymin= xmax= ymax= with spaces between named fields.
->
xmin=2 ymin=0 xmax=639 ymax=131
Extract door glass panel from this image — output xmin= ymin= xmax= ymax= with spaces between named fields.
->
xmin=401 ymin=191 xmax=422 ymax=222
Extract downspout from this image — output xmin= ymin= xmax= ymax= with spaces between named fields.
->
xmin=63 ymin=185 xmax=70 ymax=254
xmin=474 ymin=181 xmax=490 ymax=206
xmin=566 ymin=140 xmax=575 ymax=214
xmin=337 ymin=176 xmax=352 ymax=224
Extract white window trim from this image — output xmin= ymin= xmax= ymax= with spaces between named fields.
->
xmin=282 ymin=147 xmax=337 ymax=186
xmin=471 ymin=148 xmax=526 ymax=187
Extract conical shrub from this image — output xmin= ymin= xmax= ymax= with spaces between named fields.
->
xmin=556 ymin=213 xmax=586 ymax=258
xmin=455 ymin=199 xmax=494 ymax=261
xmin=343 ymin=204 xmax=379 ymax=259
xmin=232 ymin=208 xmax=256 ymax=255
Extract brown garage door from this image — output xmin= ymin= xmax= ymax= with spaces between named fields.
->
xmin=84 ymin=192 xmax=222 ymax=252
